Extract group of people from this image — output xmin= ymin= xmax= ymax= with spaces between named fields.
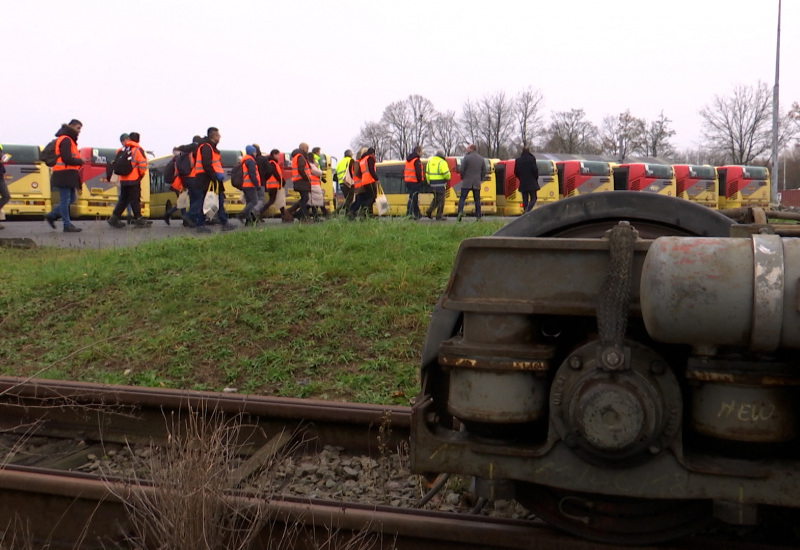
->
xmin=0 ymin=120 xmax=544 ymax=233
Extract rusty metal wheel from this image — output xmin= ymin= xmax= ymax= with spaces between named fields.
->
xmin=418 ymin=193 xmax=737 ymax=544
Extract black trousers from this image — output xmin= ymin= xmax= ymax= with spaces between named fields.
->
xmin=113 ymin=184 xmax=141 ymax=218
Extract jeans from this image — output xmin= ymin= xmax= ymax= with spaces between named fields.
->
xmin=254 ymin=186 xmax=265 ymax=216
xmin=457 ymin=188 xmax=481 ymax=218
xmin=426 ymin=186 xmax=445 ymax=219
xmin=521 ymin=190 xmax=537 ymax=212
xmin=47 ymin=187 xmax=76 ymax=227
xmin=187 ymin=185 xmax=206 ymax=226
xmin=406 ymin=185 xmax=421 ymax=218
xmin=291 ymin=189 xmax=310 ymax=220
xmin=0 ymin=179 xmax=10 ymax=213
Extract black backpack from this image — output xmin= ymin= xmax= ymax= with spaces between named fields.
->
xmin=40 ymin=139 xmax=59 ymax=167
xmin=175 ymin=152 xmax=193 ymax=176
xmin=112 ymin=147 xmax=135 ymax=176
xmin=164 ymin=157 xmax=177 ymax=185
xmin=230 ymin=162 xmax=244 ymax=190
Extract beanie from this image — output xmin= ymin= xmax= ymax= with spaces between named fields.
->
xmin=245 ymin=145 xmax=257 ymax=156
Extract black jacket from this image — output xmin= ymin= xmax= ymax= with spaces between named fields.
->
xmin=51 ymin=124 xmax=83 ymax=189
xmin=291 ymin=149 xmax=311 ymax=192
xmin=514 ymin=151 xmax=540 ymax=192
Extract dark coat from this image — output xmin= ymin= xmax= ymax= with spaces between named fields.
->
xmin=291 ymin=149 xmax=311 ymax=192
xmin=514 ymin=151 xmax=540 ymax=192
xmin=50 ymin=124 xmax=83 ymax=189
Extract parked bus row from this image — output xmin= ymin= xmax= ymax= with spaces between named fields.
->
xmin=0 ymin=142 xmax=770 ymax=220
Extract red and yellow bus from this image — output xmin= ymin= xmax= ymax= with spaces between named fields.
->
xmin=494 ymin=158 xmax=560 ymax=215
xmin=72 ymin=147 xmax=151 ymax=218
xmin=275 ymin=152 xmax=336 ymax=215
xmin=0 ymin=144 xmax=51 ymax=216
xmin=716 ymin=165 xmax=770 ymax=209
xmin=556 ymin=160 xmax=614 ymax=197
xmin=673 ymin=164 xmax=718 ymax=209
xmin=612 ymin=163 xmax=675 ymax=196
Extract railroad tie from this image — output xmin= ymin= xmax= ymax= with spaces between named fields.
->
xmin=227 ymin=430 xmax=293 ymax=488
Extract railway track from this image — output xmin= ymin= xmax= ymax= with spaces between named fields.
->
xmin=0 ymin=377 xmax=793 ymax=549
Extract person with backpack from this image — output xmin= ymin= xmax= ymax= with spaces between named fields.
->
xmin=192 ymin=127 xmax=234 ymax=233
xmin=107 ymin=132 xmax=149 ymax=228
xmin=162 ymin=146 xmax=191 ymax=225
xmin=256 ymin=147 xmax=290 ymax=222
xmin=43 ymin=119 xmax=84 ymax=233
xmin=236 ymin=145 xmax=261 ymax=225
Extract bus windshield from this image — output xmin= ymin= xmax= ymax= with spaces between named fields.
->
xmin=2 ymin=145 xmax=40 ymax=163
xmin=688 ymin=165 xmax=716 ymax=179
xmin=744 ymin=166 xmax=768 ymax=179
xmin=581 ymin=161 xmax=610 ymax=176
xmin=536 ymin=160 xmax=555 ymax=175
xmin=645 ymin=164 xmax=673 ymax=178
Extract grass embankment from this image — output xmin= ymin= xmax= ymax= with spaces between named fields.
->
xmin=0 ymin=219 xmax=503 ymax=405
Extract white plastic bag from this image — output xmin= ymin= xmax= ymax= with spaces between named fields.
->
xmin=176 ymin=190 xmax=189 ymax=210
xmin=203 ymin=189 xmax=219 ymax=220
xmin=374 ymin=183 xmax=389 ymax=216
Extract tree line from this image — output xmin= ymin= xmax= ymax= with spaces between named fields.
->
xmin=350 ymin=83 xmax=800 ymax=184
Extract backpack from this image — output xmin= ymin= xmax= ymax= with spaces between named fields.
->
xmin=230 ymin=162 xmax=244 ymax=190
xmin=40 ymin=139 xmax=59 ymax=167
xmin=112 ymin=147 xmax=134 ymax=176
xmin=164 ymin=157 xmax=177 ymax=185
xmin=175 ymin=152 xmax=193 ymax=176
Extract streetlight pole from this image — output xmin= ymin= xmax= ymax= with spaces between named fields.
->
xmin=772 ymin=0 xmax=782 ymax=203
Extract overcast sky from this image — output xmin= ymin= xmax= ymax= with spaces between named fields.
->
xmin=2 ymin=0 xmax=797 ymax=160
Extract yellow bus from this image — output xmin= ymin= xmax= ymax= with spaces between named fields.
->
xmin=494 ymin=158 xmax=560 ymax=216
xmin=673 ymin=164 xmax=718 ymax=209
xmin=374 ymin=160 xmax=435 ymax=216
xmin=0 ymin=144 xmax=52 ymax=216
xmin=72 ymin=147 xmax=151 ymax=218
xmin=716 ymin=165 xmax=770 ymax=209
xmin=147 ymin=155 xmax=175 ymax=219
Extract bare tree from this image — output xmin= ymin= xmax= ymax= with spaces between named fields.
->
xmin=514 ymin=87 xmax=545 ymax=153
xmin=380 ymin=101 xmax=413 ymax=160
xmin=350 ymin=121 xmax=391 ymax=161
xmin=479 ymin=91 xmax=516 ymax=158
xmin=430 ymin=110 xmax=463 ymax=157
xmin=407 ymin=94 xmax=437 ymax=152
xmin=599 ymin=110 xmax=646 ymax=159
xmin=699 ymin=81 xmax=773 ymax=164
xmin=644 ymin=111 xmax=677 ymax=159
xmin=459 ymin=98 xmax=482 ymax=149
xmin=545 ymin=109 xmax=599 ymax=154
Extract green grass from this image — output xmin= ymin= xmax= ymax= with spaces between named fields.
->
xmin=0 ymin=218 xmax=503 ymax=405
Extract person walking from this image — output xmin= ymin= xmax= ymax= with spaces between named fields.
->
xmin=256 ymin=147 xmax=289 ymax=222
xmin=307 ymin=153 xmax=329 ymax=220
xmin=457 ymin=144 xmax=486 ymax=221
xmin=108 ymin=132 xmax=149 ymax=228
xmin=44 ymin=119 xmax=84 ymax=233
xmin=335 ymin=149 xmax=356 ymax=214
xmin=192 ymin=127 xmax=234 ymax=233
xmin=287 ymin=142 xmax=312 ymax=221
xmin=425 ymin=150 xmax=450 ymax=221
xmin=349 ymin=147 xmax=378 ymax=219
xmin=403 ymin=145 xmax=424 ymax=219
xmin=237 ymin=145 xmax=261 ymax=225
xmin=0 ymin=143 xmax=8 ymax=230
xmin=514 ymin=146 xmax=540 ymax=212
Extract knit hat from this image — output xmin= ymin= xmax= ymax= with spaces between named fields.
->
xmin=245 ymin=145 xmax=257 ymax=156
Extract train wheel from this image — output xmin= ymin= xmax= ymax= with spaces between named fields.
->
xmin=420 ymin=193 xmax=736 ymax=543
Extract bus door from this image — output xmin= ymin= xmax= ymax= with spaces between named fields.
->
xmin=557 ymin=160 xmax=613 ymax=196
xmin=1 ymin=144 xmax=51 ymax=216
xmin=674 ymin=165 xmax=718 ymax=209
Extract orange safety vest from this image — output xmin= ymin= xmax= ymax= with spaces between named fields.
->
xmin=241 ymin=154 xmax=259 ymax=188
xmin=358 ymin=154 xmax=376 ymax=187
xmin=404 ymin=157 xmax=420 ymax=184
xmin=309 ymin=165 xmax=321 ymax=187
xmin=52 ymin=135 xmax=79 ymax=172
xmin=194 ymin=142 xmax=223 ymax=177
xmin=291 ymin=153 xmax=310 ymax=183
xmin=266 ymin=159 xmax=282 ymax=189
xmin=119 ymin=142 xmax=147 ymax=182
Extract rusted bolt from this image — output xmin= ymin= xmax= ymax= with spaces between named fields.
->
xmin=650 ymin=361 xmax=665 ymax=375
xmin=603 ymin=350 xmax=621 ymax=367
xmin=569 ymin=356 xmax=582 ymax=370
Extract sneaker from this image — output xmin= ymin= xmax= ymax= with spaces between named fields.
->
xmin=63 ymin=224 xmax=82 ymax=233
xmin=457 ymin=212 xmax=464 ymax=222
xmin=195 ymin=226 xmax=212 ymax=233
xmin=45 ymin=215 xmax=56 ymax=229
xmin=182 ymin=216 xmax=196 ymax=228
xmin=163 ymin=211 xmax=171 ymax=225
xmin=221 ymin=224 xmax=236 ymax=232
xmin=425 ymin=211 xmax=432 ymax=219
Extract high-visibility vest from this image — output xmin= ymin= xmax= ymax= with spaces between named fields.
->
xmin=425 ymin=156 xmax=450 ymax=185
xmin=335 ymin=157 xmax=352 ymax=185
xmin=119 ymin=142 xmax=147 ymax=182
xmin=309 ymin=166 xmax=321 ymax=186
xmin=194 ymin=142 xmax=222 ymax=177
xmin=291 ymin=153 xmax=310 ymax=183
xmin=266 ymin=159 xmax=282 ymax=189
xmin=404 ymin=157 xmax=421 ymax=184
xmin=241 ymin=154 xmax=259 ymax=187
xmin=358 ymin=154 xmax=376 ymax=186
xmin=52 ymin=135 xmax=79 ymax=172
